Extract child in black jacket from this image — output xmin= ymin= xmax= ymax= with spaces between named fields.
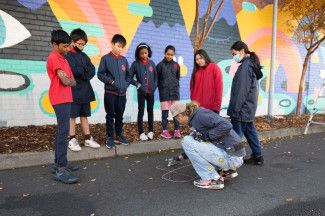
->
xmin=156 ymin=45 xmax=181 ymax=139
xmin=129 ymin=43 xmax=157 ymax=141
xmin=97 ymin=34 xmax=130 ymax=148
xmin=65 ymin=28 xmax=100 ymax=151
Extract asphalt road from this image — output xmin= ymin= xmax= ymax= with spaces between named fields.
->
xmin=0 ymin=133 xmax=324 ymax=216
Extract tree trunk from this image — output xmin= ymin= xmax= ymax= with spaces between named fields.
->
xmin=295 ymin=51 xmax=311 ymax=114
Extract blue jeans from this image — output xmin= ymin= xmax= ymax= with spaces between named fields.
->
xmin=231 ymin=119 xmax=262 ymax=157
xmin=53 ymin=103 xmax=71 ymax=167
xmin=182 ymin=136 xmax=243 ymax=180
xmin=161 ymin=110 xmax=179 ymax=130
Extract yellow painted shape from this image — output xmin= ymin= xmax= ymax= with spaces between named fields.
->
xmin=41 ymin=92 xmax=55 ymax=115
xmin=90 ymin=99 xmax=98 ymax=112
xmin=311 ymin=53 xmax=319 ymax=63
xmin=107 ymin=0 xmax=150 ymax=50
xmin=178 ymin=0 xmax=196 ymax=35
xmin=48 ymin=0 xmax=71 ymax=20
xmin=48 ymin=0 xmax=88 ymax=22
xmin=218 ymin=157 xmax=225 ymax=163
xmin=236 ymin=4 xmax=297 ymax=41
xmin=180 ymin=65 xmax=188 ymax=76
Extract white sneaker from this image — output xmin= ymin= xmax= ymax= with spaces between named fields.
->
xmin=85 ymin=136 xmax=100 ymax=148
xmin=147 ymin=131 xmax=154 ymax=140
xmin=68 ymin=138 xmax=82 ymax=151
xmin=139 ymin=133 xmax=148 ymax=141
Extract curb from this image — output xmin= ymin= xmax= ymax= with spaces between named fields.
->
xmin=0 ymin=126 xmax=324 ymax=170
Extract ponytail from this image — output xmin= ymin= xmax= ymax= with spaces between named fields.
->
xmin=249 ymin=51 xmax=261 ymax=69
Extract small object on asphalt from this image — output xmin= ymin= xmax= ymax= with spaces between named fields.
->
xmin=167 ymin=157 xmax=181 ymax=167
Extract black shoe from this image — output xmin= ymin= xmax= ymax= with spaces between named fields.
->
xmin=106 ymin=137 xmax=115 ymax=149
xmin=115 ymin=135 xmax=129 ymax=146
xmin=50 ymin=164 xmax=79 ymax=174
xmin=220 ymin=169 xmax=238 ymax=180
xmin=53 ymin=168 xmax=78 ymax=184
xmin=244 ymin=155 xmax=264 ymax=166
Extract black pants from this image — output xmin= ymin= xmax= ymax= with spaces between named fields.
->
xmin=104 ymin=93 xmax=126 ymax=137
xmin=137 ymin=92 xmax=154 ymax=134
xmin=161 ymin=110 xmax=179 ymax=131
xmin=53 ymin=103 xmax=71 ymax=167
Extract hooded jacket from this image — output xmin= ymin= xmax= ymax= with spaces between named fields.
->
xmin=227 ymin=57 xmax=259 ymax=122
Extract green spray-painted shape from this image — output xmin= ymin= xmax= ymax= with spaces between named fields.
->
xmin=83 ymin=44 xmax=99 ymax=57
xmin=242 ymin=2 xmax=256 ymax=12
xmin=0 ymin=59 xmax=46 ymax=74
xmin=0 ymin=16 xmax=5 ymax=46
xmin=128 ymin=2 xmax=153 ymax=17
xmin=59 ymin=20 xmax=104 ymax=37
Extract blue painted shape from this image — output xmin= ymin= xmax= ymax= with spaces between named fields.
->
xmin=83 ymin=44 xmax=99 ymax=57
xmin=128 ymin=2 xmax=153 ymax=17
xmin=0 ymin=15 xmax=5 ymax=46
xmin=17 ymin=0 xmax=47 ymax=10
xmin=242 ymin=2 xmax=256 ymax=12
xmin=199 ymin=0 xmax=237 ymax=26
xmin=59 ymin=20 xmax=104 ymax=37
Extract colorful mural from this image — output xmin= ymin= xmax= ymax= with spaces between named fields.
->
xmin=0 ymin=0 xmax=324 ymax=126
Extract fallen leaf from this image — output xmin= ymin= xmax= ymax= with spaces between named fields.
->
xmin=286 ymin=198 xmax=293 ymax=202
xmin=91 ymin=178 xmax=96 ymax=182
xmin=90 ymin=214 xmax=95 ymax=216
xmin=148 ymin=177 xmax=153 ymax=180
xmin=128 ymin=169 xmax=132 ymax=172
xmin=22 ymin=193 xmax=29 ymax=197
xmin=135 ymin=161 xmax=141 ymax=163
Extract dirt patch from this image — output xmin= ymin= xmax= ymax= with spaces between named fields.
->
xmin=1 ymin=114 xmax=325 ymax=154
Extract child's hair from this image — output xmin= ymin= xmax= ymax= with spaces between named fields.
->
xmin=135 ymin=42 xmax=152 ymax=60
xmin=111 ymin=34 xmax=127 ymax=47
xmin=191 ymin=49 xmax=212 ymax=87
xmin=231 ymin=41 xmax=261 ymax=69
xmin=70 ymin=28 xmax=88 ymax=43
xmin=164 ymin=45 xmax=175 ymax=53
xmin=184 ymin=101 xmax=199 ymax=117
xmin=51 ymin=30 xmax=71 ymax=44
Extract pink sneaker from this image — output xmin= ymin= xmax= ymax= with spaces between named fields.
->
xmin=173 ymin=130 xmax=181 ymax=138
xmin=161 ymin=130 xmax=172 ymax=139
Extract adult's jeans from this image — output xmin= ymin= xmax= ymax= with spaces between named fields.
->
xmin=182 ymin=136 xmax=243 ymax=180
xmin=53 ymin=103 xmax=71 ymax=167
xmin=231 ymin=119 xmax=262 ymax=157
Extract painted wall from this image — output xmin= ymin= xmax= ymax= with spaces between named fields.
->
xmin=0 ymin=0 xmax=324 ymax=126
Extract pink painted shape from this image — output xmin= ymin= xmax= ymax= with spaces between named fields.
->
xmin=246 ymin=27 xmax=302 ymax=92
xmin=229 ymin=61 xmax=240 ymax=77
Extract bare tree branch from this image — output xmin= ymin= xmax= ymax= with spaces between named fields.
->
xmin=194 ymin=0 xmax=200 ymax=51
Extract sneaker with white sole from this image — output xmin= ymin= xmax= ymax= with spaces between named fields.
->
xmin=147 ymin=131 xmax=154 ymax=140
xmin=84 ymin=136 xmax=100 ymax=148
xmin=139 ymin=133 xmax=148 ymax=141
xmin=220 ymin=169 xmax=238 ymax=180
xmin=193 ymin=178 xmax=224 ymax=190
xmin=68 ymin=138 xmax=82 ymax=151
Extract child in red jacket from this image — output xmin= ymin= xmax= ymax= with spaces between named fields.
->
xmin=190 ymin=49 xmax=223 ymax=113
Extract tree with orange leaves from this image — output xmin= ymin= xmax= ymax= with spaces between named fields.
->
xmin=280 ymin=0 xmax=325 ymax=114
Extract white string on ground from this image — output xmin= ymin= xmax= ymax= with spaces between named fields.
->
xmin=155 ymin=163 xmax=198 ymax=183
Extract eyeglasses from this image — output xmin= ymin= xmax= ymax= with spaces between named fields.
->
xmin=75 ymin=42 xmax=87 ymax=47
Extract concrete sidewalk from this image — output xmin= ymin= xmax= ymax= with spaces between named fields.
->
xmin=1 ymin=125 xmax=324 ymax=170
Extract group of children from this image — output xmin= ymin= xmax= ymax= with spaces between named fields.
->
xmin=47 ymin=29 xmax=182 ymax=183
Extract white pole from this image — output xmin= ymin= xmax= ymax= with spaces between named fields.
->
xmin=268 ymin=0 xmax=278 ymax=123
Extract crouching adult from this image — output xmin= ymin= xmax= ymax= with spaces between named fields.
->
xmin=169 ymin=101 xmax=246 ymax=190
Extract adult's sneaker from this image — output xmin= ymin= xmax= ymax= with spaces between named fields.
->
xmin=244 ymin=155 xmax=264 ymax=166
xmin=53 ymin=168 xmax=78 ymax=184
xmin=85 ymin=136 xmax=100 ymax=148
xmin=193 ymin=178 xmax=224 ymax=190
xmin=220 ymin=169 xmax=238 ymax=180
xmin=68 ymin=138 xmax=82 ymax=151
xmin=115 ymin=135 xmax=129 ymax=146
xmin=106 ymin=137 xmax=115 ymax=149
